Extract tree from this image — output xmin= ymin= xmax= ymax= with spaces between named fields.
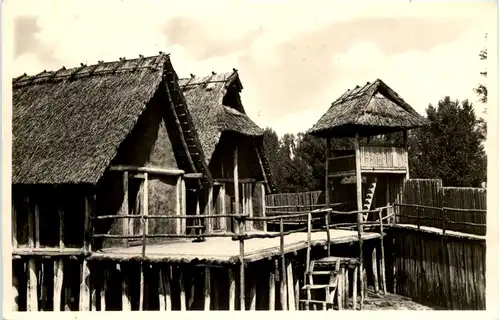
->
xmin=474 ymin=33 xmax=488 ymax=104
xmin=409 ymin=97 xmax=487 ymax=187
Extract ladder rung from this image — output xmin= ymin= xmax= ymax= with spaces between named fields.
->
xmin=299 ymin=299 xmax=335 ymax=305
xmin=302 ymin=284 xmax=337 ymax=290
xmin=306 ymin=270 xmax=336 ymax=275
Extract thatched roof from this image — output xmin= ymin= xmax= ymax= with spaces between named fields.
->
xmin=12 ymin=53 xmax=210 ymax=185
xmin=308 ymin=79 xmax=428 ymax=138
xmin=179 ymin=71 xmax=277 ymax=193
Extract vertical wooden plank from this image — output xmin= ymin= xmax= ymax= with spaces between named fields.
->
xmin=353 ymin=265 xmax=358 ymax=310
xmin=261 ymin=184 xmax=267 ymax=232
xmin=207 ymin=186 xmax=214 ymax=233
xmin=119 ymin=264 xmax=130 ymax=311
xmin=27 ymin=196 xmax=34 ymax=249
xmin=159 ymin=266 xmax=166 ymax=311
xmin=27 ymin=258 xmax=37 ymax=311
xmin=12 ymin=261 xmax=20 ymax=311
xmin=181 ymin=179 xmax=187 ymax=234
xmin=12 ymin=202 xmax=17 ymax=249
xmin=79 ymin=260 xmax=91 ymax=311
xmin=268 ymin=265 xmax=275 ymax=310
xmin=325 ymin=137 xmax=330 ymax=208
xmin=239 ymin=219 xmax=245 ymax=311
xmin=380 ymin=210 xmax=387 ymax=295
xmin=372 ymin=247 xmax=379 ymax=294
xmin=354 ymin=133 xmax=364 ymax=309
xmin=249 ymin=271 xmax=256 ymax=310
xmin=249 ymin=184 xmax=254 ymax=231
xmin=34 ymin=204 xmax=40 ymax=248
xmin=204 ymin=267 xmax=211 ymax=311
xmin=176 ymin=176 xmax=181 ymax=235
xmin=53 ymin=259 xmax=63 ymax=312
xmin=121 ymin=172 xmax=129 ymax=245
xmin=286 ymin=259 xmax=295 ymax=311
xmin=142 ymin=173 xmax=148 ymax=257
xmin=228 ymin=269 xmax=235 ymax=311
xmin=179 ymin=267 xmax=186 ymax=311
xmin=294 ymin=273 xmax=300 ymax=310
xmin=220 ymin=184 xmax=227 ymax=231
xmin=139 ymin=264 xmax=145 ymax=311
xmin=100 ymin=267 xmax=107 ymax=311
xmin=233 ymin=146 xmax=240 ymax=233
xmin=337 ymin=266 xmax=343 ymax=310
xmin=279 ymin=219 xmax=287 ymax=310
xmin=90 ymin=265 xmax=98 ymax=311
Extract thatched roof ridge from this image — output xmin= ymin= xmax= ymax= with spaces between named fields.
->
xmin=308 ymin=79 xmax=429 ymax=137
xmin=179 ymin=70 xmax=277 ymax=193
xmin=12 ymin=53 xmax=209 ymax=185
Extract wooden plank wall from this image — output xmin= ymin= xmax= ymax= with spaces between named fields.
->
xmin=389 ymin=228 xmax=486 ymax=310
xmin=400 ymin=179 xmax=486 ymax=235
xmin=265 ymin=191 xmax=323 ymax=215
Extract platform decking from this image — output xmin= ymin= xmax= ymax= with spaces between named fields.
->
xmin=89 ymin=229 xmax=381 ymax=264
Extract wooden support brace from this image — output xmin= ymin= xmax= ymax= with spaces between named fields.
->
xmin=179 ymin=268 xmax=186 ymax=311
xmin=353 ymin=265 xmax=358 ymax=310
xmin=53 ymin=259 xmax=64 ymax=311
xmin=372 ymin=246 xmax=379 ymax=294
xmin=139 ymin=263 xmax=145 ymax=311
xmin=249 ymin=270 xmax=256 ymax=310
xmin=269 ymin=264 xmax=275 ymax=310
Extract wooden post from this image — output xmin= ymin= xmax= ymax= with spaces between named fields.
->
xmin=294 ymin=273 xmax=299 ymax=310
xmin=179 ymin=268 xmax=186 ymax=311
xmin=234 ymin=145 xmax=240 ymax=233
xmin=196 ymin=193 xmax=201 ymax=237
xmin=279 ymin=218 xmax=287 ymax=310
xmin=249 ymin=184 xmax=254 ymax=231
xmin=158 ymin=266 xmax=172 ymax=311
xmin=403 ymin=130 xmax=409 ymax=180
xmin=228 ymin=269 xmax=235 ymax=311
xmin=59 ymin=206 xmax=64 ymax=251
xmin=204 ymin=267 xmax=211 ymax=310
xmin=353 ymin=265 xmax=358 ymax=310
xmin=181 ymin=179 xmax=187 ymax=234
xmin=119 ymin=264 xmax=130 ymax=311
xmin=12 ymin=203 xmax=17 ymax=249
xmin=27 ymin=258 xmax=37 ymax=311
xmin=121 ymin=172 xmax=129 ymax=245
xmin=354 ymin=133 xmax=364 ymax=309
xmin=142 ymin=173 xmax=148 ymax=257
xmin=79 ymin=260 xmax=91 ymax=311
xmin=269 ymin=264 xmax=275 ymax=310
xmin=249 ymin=272 xmax=256 ymax=310
xmin=100 ymin=267 xmax=107 ymax=311
xmin=325 ymin=137 xmax=330 ymax=208
xmin=53 ymin=259 xmax=63 ymax=312
xmin=379 ymin=210 xmax=387 ymax=295
xmin=207 ymin=186 xmax=214 ymax=233
xmin=325 ymin=211 xmax=330 ymax=257
xmin=139 ymin=264 xmax=145 ymax=311
xmin=220 ymin=184 xmax=227 ymax=231
xmin=12 ymin=261 xmax=20 ymax=311
xmin=261 ymin=184 xmax=267 ymax=232
xmin=176 ymin=176 xmax=181 ymax=235
xmin=28 ymin=197 xmax=34 ymax=249
xmin=337 ymin=266 xmax=343 ymax=310
xmin=34 ymin=204 xmax=40 ymax=248
xmin=239 ymin=218 xmax=245 ymax=311
xmin=372 ymin=247 xmax=379 ymax=294
xmin=286 ymin=258 xmax=296 ymax=311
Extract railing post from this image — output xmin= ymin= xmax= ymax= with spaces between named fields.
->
xmin=379 ymin=209 xmax=387 ymax=295
xmin=239 ymin=214 xmax=245 ymax=311
xmin=142 ymin=172 xmax=148 ymax=258
xmin=442 ymin=208 xmax=446 ymax=235
xmin=279 ymin=218 xmax=287 ymax=310
xmin=325 ymin=210 xmax=330 ymax=257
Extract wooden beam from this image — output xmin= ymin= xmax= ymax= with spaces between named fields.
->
xmin=261 ymin=184 xmax=267 ymax=232
xmin=279 ymin=219 xmax=287 ymax=310
xmin=325 ymin=137 xmax=330 ymax=208
xmin=207 ymin=187 xmax=213 ymax=233
xmin=353 ymin=265 xmax=358 ymax=310
xmin=110 ymin=165 xmax=184 ymax=176
xmin=53 ymin=259 xmax=64 ymax=312
xmin=121 ymin=172 xmax=129 ymax=246
xmin=233 ymin=145 xmax=240 ymax=233
xmin=181 ymin=179 xmax=187 ymax=234
xmin=27 ymin=258 xmax=37 ymax=311
xmin=12 ymin=203 xmax=17 ymax=249
xmin=286 ymin=258 xmax=296 ymax=311
xmin=179 ymin=268 xmax=186 ymax=311
xmin=204 ymin=267 xmax=211 ymax=310
xmin=228 ymin=269 xmax=235 ymax=311
xmin=176 ymin=176 xmax=181 ymax=235
xmin=142 ymin=173 xmax=148 ymax=257
xmin=372 ymin=247 xmax=379 ymax=294
xmin=139 ymin=264 xmax=144 ymax=311
xmin=184 ymin=173 xmax=204 ymax=179
xmin=59 ymin=206 xmax=64 ymax=251
xmin=269 ymin=263 xmax=275 ymax=310
xmin=214 ymin=178 xmax=257 ymax=184
xmin=354 ymin=133 xmax=365 ymax=310
xmin=79 ymin=260 xmax=91 ymax=311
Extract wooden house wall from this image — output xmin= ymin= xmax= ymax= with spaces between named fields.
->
xmin=12 ymin=185 xmax=88 ymax=249
xmin=98 ymin=90 xmax=182 ymax=248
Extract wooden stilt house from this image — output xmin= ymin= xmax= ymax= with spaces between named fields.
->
xmin=179 ymin=71 xmax=277 ymax=233
xmin=308 ymin=79 xmax=428 ymax=219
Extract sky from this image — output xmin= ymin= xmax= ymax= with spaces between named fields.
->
xmin=6 ymin=0 xmax=497 ymax=137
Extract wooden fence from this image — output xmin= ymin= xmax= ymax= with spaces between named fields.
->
xmin=399 ymin=179 xmax=486 ymax=235
xmin=265 ymin=191 xmax=324 ymax=215
xmin=388 ymin=228 xmax=486 ymax=310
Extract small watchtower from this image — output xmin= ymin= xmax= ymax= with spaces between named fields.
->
xmin=308 ymin=79 xmax=428 ymax=220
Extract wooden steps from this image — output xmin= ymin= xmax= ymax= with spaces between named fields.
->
xmin=362 ymin=177 xmax=378 ymax=221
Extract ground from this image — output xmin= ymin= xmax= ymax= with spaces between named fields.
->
xmin=353 ymin=287 xmax=434 ymax=310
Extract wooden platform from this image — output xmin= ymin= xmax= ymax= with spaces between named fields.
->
xmin=89 ymin=230 xmax=381 ymax=264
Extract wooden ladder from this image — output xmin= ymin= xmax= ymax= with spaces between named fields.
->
xmin=362 ymin=177 xmax=378 ymax=221
xmin=300 ymin=257 xmax=360 ymax=310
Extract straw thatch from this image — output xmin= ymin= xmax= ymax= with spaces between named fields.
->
xmin=179 ymin=71 xmax=277 ymax=193
xmin=308 ymin=79 xmax=428 ymax=138
xmin=12 ymin=53 xmax=209 ymax=185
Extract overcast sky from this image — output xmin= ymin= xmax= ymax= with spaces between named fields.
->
xmin=8 ymin=0 xmax=496 ymax=137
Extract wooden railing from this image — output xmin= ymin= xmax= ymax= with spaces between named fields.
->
xmin=90 ymin=205 xmax=394 ymax=311
xmin=394 ymin=203 xmax=487 ymax=236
